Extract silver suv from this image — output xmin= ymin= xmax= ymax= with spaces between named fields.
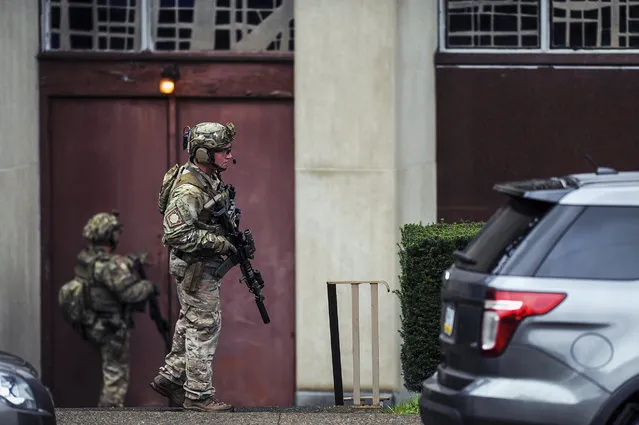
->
xmin=420 ymin=168 xmax=639 ymax=425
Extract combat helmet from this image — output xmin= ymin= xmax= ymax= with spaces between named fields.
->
xmin=82 ymin=211 xmax=122 ymax=247
xmin=183 ymin=122 xmax=236 ymax=166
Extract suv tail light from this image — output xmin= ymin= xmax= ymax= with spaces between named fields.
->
xmin=481 ymin=289 xmax=566 ymax=357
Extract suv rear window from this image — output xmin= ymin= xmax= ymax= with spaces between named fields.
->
xmin=456 ymin=197 xmax=554 ymax=273
xmin=536 ymin=206 xmax=639 ymax=280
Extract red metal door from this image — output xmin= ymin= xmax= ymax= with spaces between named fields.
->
xmin=47 ymin=98 xmax=172 ymax=407
xmin=40 ymin=55 xmax=295 ymax=408
xmin=173 ymin=100 xmax=296 ymax=406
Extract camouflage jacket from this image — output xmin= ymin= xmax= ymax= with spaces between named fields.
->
xmin=79 ymin=246 xmax=154 ymax=314
xmin=161 ymin=162 xmax=231 ymax=264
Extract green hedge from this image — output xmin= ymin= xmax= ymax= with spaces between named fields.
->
xmin=397 ymin=221 xmax=484 ymax=392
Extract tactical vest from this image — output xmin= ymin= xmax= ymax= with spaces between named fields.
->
xmin=159 ymin=163 xmax=225 ymax=215
xmin=174 ymin=168 xmax=212 ymax=193
xmin=74 ymin=249 xmax=104 ymax=283
xmin=160 ymin=165 xmax=235 ymax=259
xmin=175 ymin=169 xmax=234 ymax=229
xmin=73 ymin=249 xmax=122 ymax=313
xmin=58 ymin=249 xmax=108 ymax=329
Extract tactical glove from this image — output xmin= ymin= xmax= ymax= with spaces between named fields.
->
xmin=219 ymin=236 xmax=238 ymax=256
xmin=206 ymin=233 xmax=237 ymax=255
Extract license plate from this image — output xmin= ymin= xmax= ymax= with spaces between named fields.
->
xmin=443 ymin=304 xmax=455 ymax=336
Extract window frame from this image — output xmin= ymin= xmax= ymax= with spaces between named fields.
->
xmin=40 ymin=0 xmax=294 ymax=53
xmin=439 ymin=0 xmax=639 ymax=54
xmin=41 ymin=0 xmax=152 ymax=52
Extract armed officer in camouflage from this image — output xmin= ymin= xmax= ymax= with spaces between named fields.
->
xmin=150 ymin=122 xmax=237 ymax=412
xmin=78 ymin=212 xmax=156 ymax=407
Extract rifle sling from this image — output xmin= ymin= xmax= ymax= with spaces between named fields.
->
xmin=214 ymin=255 xmax=239 ymax=279
xmin=174 ymin=249 xmax=221 ymax=263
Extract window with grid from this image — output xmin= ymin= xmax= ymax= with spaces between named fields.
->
xmin=442 ymin=0 xmax=639 ymax=50
xmin=42 ymin=0 xmax=294 ymax=52
xmin=44 ymin=0 xmax=140 ymax=51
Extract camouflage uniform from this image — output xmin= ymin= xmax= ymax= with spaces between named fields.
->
xmin=151 ymin=122 xmax=237 ymax=412
xmin=79 ymin=212 xmax=155 ymax=408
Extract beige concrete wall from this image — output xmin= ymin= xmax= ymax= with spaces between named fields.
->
xmin=0 ymin=0 xmax=41 ymax=371
xmin=294 ymin=0 xmax=438 ymax=398
xmin=295 ymin=0 xmax=399 ymax=393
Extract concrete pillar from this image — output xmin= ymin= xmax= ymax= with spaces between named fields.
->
xmin=294 ymin=0 xmax=438 ymax=403
xmin=294 ymin=0 xmax=400 ymax=401
xmin=0 ymin=0 xmax=41 ymax=371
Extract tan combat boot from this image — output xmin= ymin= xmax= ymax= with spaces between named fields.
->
xmin=183 ymin=397 xmax=233 ymax=412
xmin=149 ymin=375 xmax=185 ymax=406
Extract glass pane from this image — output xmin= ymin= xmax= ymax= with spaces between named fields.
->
xmin=45 ymin=0 xmax=138 ymax=51
xmin=457 ymin=197 xmax=554 ymax=273
xmin=154 ymin=0 xmax=294 ymax=51
xmin=42 ymin=0 xmax=294 ymax=52
xmin=551 ymin=0 xmax=639 ymax=49
xmin=537 ymin=206 xmax=639 ymax=279
xmin=446 ymin=0 xmax=541 ymax=48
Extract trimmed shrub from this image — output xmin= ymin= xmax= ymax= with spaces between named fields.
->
xmin=397 ymin=221 xmax=484 ymax=391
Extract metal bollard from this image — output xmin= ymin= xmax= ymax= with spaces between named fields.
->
xmin=326 ymin=280 xmax=391 ymax=407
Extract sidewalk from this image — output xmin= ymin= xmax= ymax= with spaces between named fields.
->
xmin=55 ymin=406 xmax=423 ymax=425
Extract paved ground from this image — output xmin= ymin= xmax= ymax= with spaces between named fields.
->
xmin=55 ymin=407 xmax=422 ymax=425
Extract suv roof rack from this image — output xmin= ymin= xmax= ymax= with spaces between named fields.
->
xmin=493 ymin=170 xmax=639 ymax=203
xmin=493 ymin=176 xmax=580 ymax=202
xmin=569 ymin=171 xmax=639 ymax=186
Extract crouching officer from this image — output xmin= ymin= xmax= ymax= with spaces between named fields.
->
xmin=78 ymin=212 xmax=156 ymax=407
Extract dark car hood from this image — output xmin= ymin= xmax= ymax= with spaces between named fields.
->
xmin=0 ymin=350 xmax=39 ymax=379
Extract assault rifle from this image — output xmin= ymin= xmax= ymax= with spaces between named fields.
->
xmin=200 ymin=186 xmax=271 ymax=325
xmin=129 ymin=252 xmax=172 ymax=352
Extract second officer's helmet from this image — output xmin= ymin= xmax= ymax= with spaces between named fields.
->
xmin=82 ymin=211 xmax=122 ymax=246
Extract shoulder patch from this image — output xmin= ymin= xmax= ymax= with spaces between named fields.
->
xmin=166 ymin=207 xmax=185 ymax=228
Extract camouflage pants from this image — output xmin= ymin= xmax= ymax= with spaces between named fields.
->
xmin=87 ymin=321 xmax=130 ymax=407
xmin=159 ymin=266 xmax=222 ymax=401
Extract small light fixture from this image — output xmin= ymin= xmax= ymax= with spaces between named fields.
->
xmin=159 ymin=64 xmax=180 ymax=95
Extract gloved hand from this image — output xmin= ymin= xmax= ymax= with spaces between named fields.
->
xmin=206 ymin=232 xmax=237 ymax=255
xmin=218 ymin=236 xmax=238 ymax=256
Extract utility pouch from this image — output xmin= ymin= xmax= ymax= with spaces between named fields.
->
xmin=182 ymin=261 xmax=204 ymax=293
